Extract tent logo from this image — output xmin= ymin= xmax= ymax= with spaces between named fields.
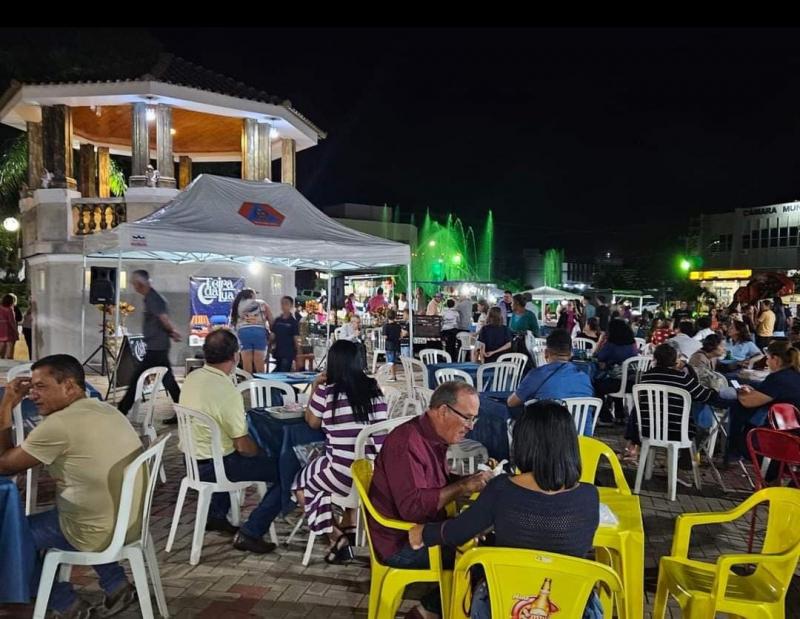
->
xmin=238 ymin=202 xmax=285 ymax=227
xmin=131 ymin=234 xmax=147 ymax=247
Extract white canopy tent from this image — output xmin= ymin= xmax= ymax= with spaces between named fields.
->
xmin=521 ymin=286 xmax=584 ymax=322
xmin=82 ymin=174 xmax=413 ymax=379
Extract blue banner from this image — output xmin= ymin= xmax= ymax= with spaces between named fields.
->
xmin=189 ymin=276 xmax=245 ymax=346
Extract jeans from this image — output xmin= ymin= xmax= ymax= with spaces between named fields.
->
xmin=274 ymin=357 xmax=294 ymax=372
xmin=198 ymin=451 xmax=281 ymax=539
xmin=385 ymin=543 xmax=456 ymax=614
xmin=28 ymin=509 xmax=127 ymax=612
xmin=118 ymin=349 xmax=180 ymax=415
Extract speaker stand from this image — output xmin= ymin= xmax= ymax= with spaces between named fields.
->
xmin=83 ymin=304 xmax=116 ymax=378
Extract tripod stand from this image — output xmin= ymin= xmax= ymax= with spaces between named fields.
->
xmin=83 ymin=303 xmax=116 ymax=377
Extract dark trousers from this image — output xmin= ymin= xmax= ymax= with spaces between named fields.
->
xmin=385 ymin=543 xmax=456 ymax=614
xmin=198 ymin=450 xmax=281 ymax=539
xmin=274 ymin=357 xmax=294 ymax=372
xmin=23 ymin=327 xmax=32 ymax=360
xmin=118 ymin=349 xmax=180 ymax=415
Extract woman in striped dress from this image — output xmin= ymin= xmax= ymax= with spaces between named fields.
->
xmin=293 ymin=339 xmax=388 ymax=562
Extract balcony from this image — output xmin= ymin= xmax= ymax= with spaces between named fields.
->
xmin=71 ymin=198 xmax=126 ymax=236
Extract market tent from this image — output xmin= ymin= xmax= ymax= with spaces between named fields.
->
xmin=83 ymin=174 xmax=410 ymax=270
xmin=521 ymin=286 xmax=583 ymax=322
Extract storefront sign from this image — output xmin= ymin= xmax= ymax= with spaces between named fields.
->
xmin=743 ymin=203 xmax=800 ymax=216
xmin=189 ymin=276 xmax=245 ymax=345
xmin=689 ymin=269 xmax=752 ymax=281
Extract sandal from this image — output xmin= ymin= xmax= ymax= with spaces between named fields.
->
xmin=324 ymin=533 xmax=354 ymax=564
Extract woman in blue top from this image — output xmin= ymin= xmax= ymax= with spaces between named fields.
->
xmin=594 ymin=319 xmax=639 ymax=423
xmin=508 ymin=294 xmax=539 ymax=335
xmin=408 ymin=401 xmax=601 ymax=619
xmin=727 ymin=341 xmax=800 ymax=462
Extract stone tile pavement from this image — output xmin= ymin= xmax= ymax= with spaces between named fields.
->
xmin=2 ymin=374 xmax=798 ymax=618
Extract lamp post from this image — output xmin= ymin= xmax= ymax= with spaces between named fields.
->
xmin=3 ymin=217 xmax=20 ymax=280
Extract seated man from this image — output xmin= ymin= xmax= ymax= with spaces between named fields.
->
xmin=668 ymin=320 xmax=701 ymax=359
xmin=179 ymin=328 xmax=280 ymax=554
xmin=368 ymin=382 xmax=491 ymax=619
xmin=0 ymin=355 xmax=142 ymax=618
xmin=507 ymin=329 xmax=594 ymax=433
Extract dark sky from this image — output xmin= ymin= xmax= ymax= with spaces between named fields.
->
xmin=6 ymin=27 xmax=800 ymax=271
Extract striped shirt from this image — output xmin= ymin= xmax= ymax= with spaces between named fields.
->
xmin=637 ymin=365 xmax=715 ymax=440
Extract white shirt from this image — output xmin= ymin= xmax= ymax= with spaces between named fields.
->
xmin=668 ymin=333 xmax=701 ymax=359
xmin=693 ymin=328 xmax=715 ymax=342
xmin=441 ymin=308 xmax=460 ymax=331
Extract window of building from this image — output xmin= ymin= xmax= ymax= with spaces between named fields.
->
xmin=742 ymin=234 xmax=751 ymax=249
xmin=780 ymin=226 xmax=789 ymax=247
xmin=791 ymin=226 xmax=799 ymax=246
xmin=760 ymin=228 xmax=769 ymax=248
xmin=770 ymin=226 xmax=779 ymax=248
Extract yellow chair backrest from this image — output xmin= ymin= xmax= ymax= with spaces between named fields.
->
xmin=451 ymin=547 xmax=625 ymax=619
xmin=751 ymin=487 xmax=800 ymax=586
xmin=579 ymin=436 xmax=631 ymax=495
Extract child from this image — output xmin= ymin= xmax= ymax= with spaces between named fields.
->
xmin=382 ymin=309 xmax=405 ymax=380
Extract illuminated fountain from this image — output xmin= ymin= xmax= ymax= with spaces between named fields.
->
xmin=414 ymin=210 xmax=494 ymax=286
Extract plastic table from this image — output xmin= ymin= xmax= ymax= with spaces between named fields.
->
xmin=0 ymin=477 xmax=37 ymax=603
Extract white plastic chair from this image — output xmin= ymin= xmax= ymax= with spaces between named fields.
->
xmin=419 ymin=348 xmax=452 ymax=366
xmin=166 ymin=406 xmax=278 ymax=565
xmin=400 ymin=356 xmax=429 ymax=415
xmin=433 ymin=368 xmax=474 ymax=387
xmin=447 ymin=439 xmax=489 ymax=475
xmin=380 ymin=385 xmax=403 ymax=418
xmin=496 ymin=353 xmax=527 ymax=389
xmin=531 ymin=346 xmax=547 ymax=368
xmin=371 ymin=332 xmax=387 ymax=373
xmin=8 ymin=363 xmax=38 ymax=515
xmin=607 ymin=355 xmax=653 ymax=416
xmin=534 ymin=337 xmax=548 ymax=349
xmin=563 ymin=397 xmax=604 ymax=436
xmin=476 ymin=362 xmax=517 ymax=393
xmin=456 ymin=332 xmax=475 ymax=362
xmin=573 ymin=337 xmax=598 ymax=354
xmin=236 ymin=379 xmax=297 ymax=408
xmin=130 ymin=366 xmax=169 ymax=484
xmin=632 ymin=384 xmax=701 ymax=501
xmin=7 ymin=362 xmax=32 ymax=382
xmin=32 ymin=435 xmax=171 ymax=619
xmin=634 ymin=337 xmax=647 ymax=352
xmin=231 ymin=368 xmax=253 ymax=384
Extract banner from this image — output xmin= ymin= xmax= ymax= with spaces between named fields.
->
xmin=189 ymin=276 xmax=245 ymax=346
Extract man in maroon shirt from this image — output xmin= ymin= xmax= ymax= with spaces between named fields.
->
xmin=368 ymin=381 xmax=491 ymax=619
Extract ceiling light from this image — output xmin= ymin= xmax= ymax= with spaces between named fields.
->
xmin=146 ymin=107 xmax=156 ymax=122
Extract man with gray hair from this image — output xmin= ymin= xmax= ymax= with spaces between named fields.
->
xmin=367 ymin=381 xmax=491 ymax=618
xmin=118 ymin=269 xmax=181 ymax=421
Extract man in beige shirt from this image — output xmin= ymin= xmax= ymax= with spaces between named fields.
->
xmin=756 ymin=299 xmax=776 ymax=349
xmin=0 ymin=355 xmax=142 ymax=618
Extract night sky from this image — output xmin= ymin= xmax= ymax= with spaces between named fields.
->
xmin=4 ymin=27 xmax=800 ymax=273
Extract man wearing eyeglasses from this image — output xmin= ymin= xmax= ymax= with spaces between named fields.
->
xmin=367 ymin=381 xmax=491 ymax=619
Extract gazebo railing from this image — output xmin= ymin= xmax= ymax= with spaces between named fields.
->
xmin=71 ymin=198 xmax=127 ymax=236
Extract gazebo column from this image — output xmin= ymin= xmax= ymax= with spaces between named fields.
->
xmin=155 ymin=104 xmax=176 ymax=188
xmin=97 ymin=147 xmax=110 ymax=198
xmin=179 ymin=156 xmax=193 ymax=189
xmin=281 ymin=138 xmax=296 ymax=186
xmin=129 ymin=102 xmax=150 ymax=187
xmin=257 ymin=122 xmax=272 ymax=181
xmin=26 ymin=121 xmax=44 ymax=192
xmin=41 ymin=105 xmax=76 ymax=190
xmin=241 ymin=118 xmax=258 ymax=180
xmin=78 ymin=143 xmax=97 ymax=197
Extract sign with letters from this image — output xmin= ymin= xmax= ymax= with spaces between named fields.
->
xmin=189 ymin=276 xmax=245 ymax=345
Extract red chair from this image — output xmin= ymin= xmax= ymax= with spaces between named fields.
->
xmin=768 ymin=403 xmax=800 ymax=431
xmin=745 ymin=428 xmax=800 ymax=552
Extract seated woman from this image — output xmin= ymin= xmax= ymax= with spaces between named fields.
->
xmin=473 ymin=307 xmax=513 ymax=363
xmin=719 ymin=319 xmax=763 ymax=373
xmin=622 ymin=343 xmax=719 ymax=463
xmin=689 ymin=333 xmax=727 ymax=381
xmin=727 ymin=341 xmax=800 ymax=462
xmin=408 ymin=401 xmax=601 ymax=619
xmin=293 ymin=339 xmax=388 ymax=563
xmin=580 ymin=317 xmax=601 ymax=342
xmin=648 ymin=317 xmax=673 ymax=346
xmin=594 ymin=319 xmax=640 ymax=423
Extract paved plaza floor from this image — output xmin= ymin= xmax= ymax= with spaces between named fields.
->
xmin=1 ymin=371 xmax=798 ymax=618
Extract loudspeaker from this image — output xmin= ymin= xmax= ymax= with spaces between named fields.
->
xmin=330 ymin=275 xmax=345 ymax=309
xmin=90 ymin=267 xmax=117 ymax=304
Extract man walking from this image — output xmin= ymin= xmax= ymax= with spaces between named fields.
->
xmin=118 ymin=270 xmax=181 ymax=423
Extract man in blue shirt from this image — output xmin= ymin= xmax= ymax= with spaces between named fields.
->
xmin=507 ymin=329 xmax=595 ymax=433
xmin=270 ymin=296 xmax=300 ymax=372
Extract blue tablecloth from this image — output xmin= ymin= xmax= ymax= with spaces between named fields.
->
xmin=0 ymin=477 xmax=37 ymax=603
xmin=253 ymin=371 xmax=318 ymax=386
xmin=426 ymin=362 xmax=482 ymax=389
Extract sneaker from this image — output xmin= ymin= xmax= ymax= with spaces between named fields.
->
xmin=46 ymin=599 xmax=93 ymax=619
xmin=162 ymin=415 xmax=178 ymax=425
xmin=93 ymin=583 xmax=136 ymax=617
xmin=233 ymin=531 xmax=277 ymax=554
xmin=206 ymin=517 xmax=239 ymax=534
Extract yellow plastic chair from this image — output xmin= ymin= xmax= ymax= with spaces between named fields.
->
xmin=351 ymin=459 xmax=451 ymax=619
xmin=579 ymin=435 xmax=632 ymax=495
xmin=450 ymin=547 xmax=626 ymax=619
xmin=654 ymin=487 xmax=800 ymax=619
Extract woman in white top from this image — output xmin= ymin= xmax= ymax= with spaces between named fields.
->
xmin=230 ymin=288 xmax=274 ymax=374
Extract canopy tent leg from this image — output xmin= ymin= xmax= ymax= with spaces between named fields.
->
xmin=325 ymin=267 xmax=333 ymax=350
xmin=406 ymin=262 xmax=414 ymax=346
xmin=111 ymin=251 xmax=122 ymax=402
xmin=80 ymin=255 xmax=87 ymax=361
xmin=639 ymin=296 xmax=643 ymax=314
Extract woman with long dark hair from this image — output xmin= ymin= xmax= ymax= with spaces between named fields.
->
xmin=594 ymin=319 xmax=640 ymax=423
xmin=408 ymin=401 xmax=601 ymax=619
xmin=230 ymin=288 xmax=274 ymax=374
xmin=293 ymin=340 xmax=388 ymax=562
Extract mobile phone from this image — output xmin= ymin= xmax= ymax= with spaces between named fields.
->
xmin=730 ymin=380 xmax=742 ymax=390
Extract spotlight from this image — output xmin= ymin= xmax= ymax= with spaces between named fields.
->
xmin=248 ymin=261 xmax=262 ymax=275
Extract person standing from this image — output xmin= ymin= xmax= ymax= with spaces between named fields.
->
xmin=670 ymin=300 xmax=692 ymax=329
xmin=344 ymin=293 xmax=357 ymax=318
xmin=396 ymin=292 xmax=409 ymax=312
xmin=509 ymin=294 xmax=539 ymax=336
xmin=414 ymin=286 xmax=427 ymax=315
xmin=21 ymin=302 xmax=33 ymax=360
xmin=583 ymin=295 xmax=596 ymax=321
xmin=367 ymin=287 xmax=388 ymax=313
xmin=271 ymin=296 xmax=301 ymax=372
xmin=426 ymin=292 xmax=443 ymax=316
xmin=497 ymin=290 xmax=514 ymax=326
xmin=382 ymin=309 xmax=405 ymax=381
xmin=595 ymin=295 xmax=610 ymax=332
xmin=755 ymin=299 xmax=776 ymax=350
xmin=0 ymin=294 xmax=18 ymax=360
xmin=118 ymin=270 xmax=181 ymax=422
xmin=230 ymin=288 xmax=274 ymax=375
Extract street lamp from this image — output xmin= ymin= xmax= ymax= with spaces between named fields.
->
xmin=3 ymin=217 xmax=19 ymax=233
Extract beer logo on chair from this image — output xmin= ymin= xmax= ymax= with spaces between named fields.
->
xmin=510 ymin=577 xmax=559 ymax=618
xmin=238 ymin=202 xmax=285 ymax=227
